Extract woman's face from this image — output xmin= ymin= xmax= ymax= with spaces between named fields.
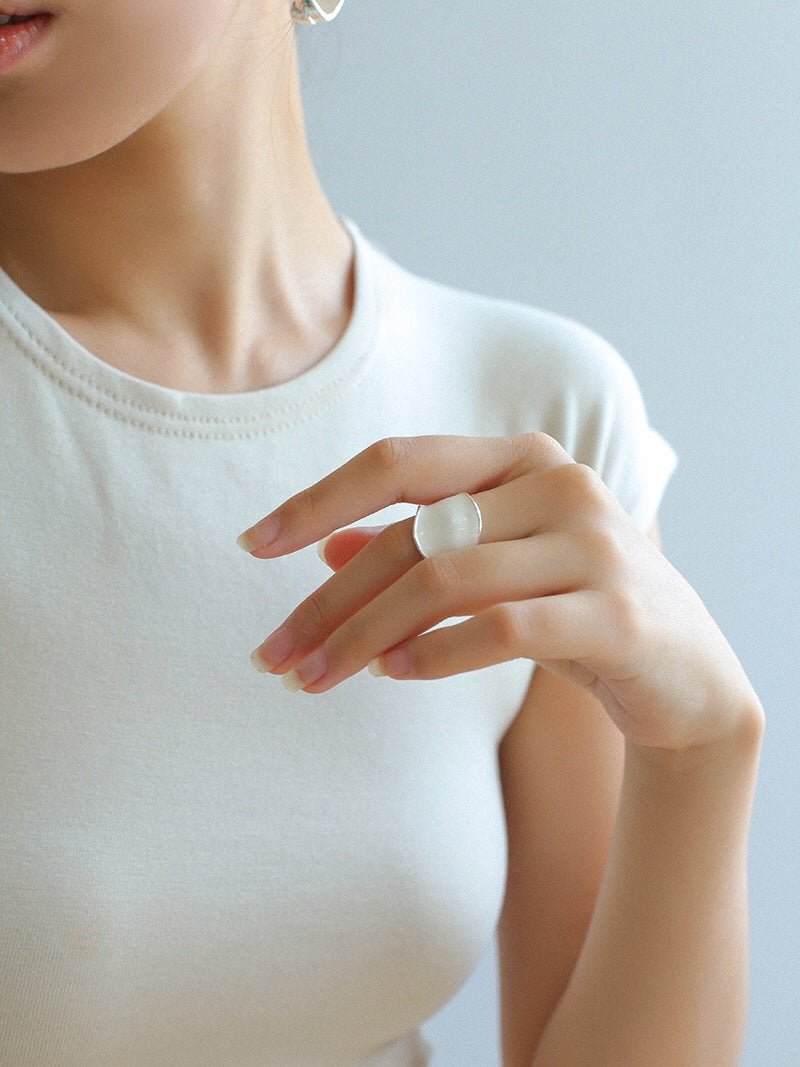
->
xmin=0 ymin=0 xmax=285 ymax=174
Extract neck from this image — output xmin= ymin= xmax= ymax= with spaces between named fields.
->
xmin=0 ymin=31 xmax=353 ymax=394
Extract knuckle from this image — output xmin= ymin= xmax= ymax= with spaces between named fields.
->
xmin=296 ymin=587 xmax=330 ymax=638
xmin=516 ymin=430 xmax=571 ymax=463
xmin=505 ymin=432 xmax=549 ymax=478
xmin=381 ymin=518 xmax=417 ymax=560
xmin=514 ymin=430 xmax=547 ymax=455
xmin=565 ymin=460 xmax=603 ymax=494
xmin=370 ymin=436 xmax=413 ymax=476
xmin=580 ymin=520 xmax=628 ymax=575
xmin=486 ymin=603 xmax=528 ymax=656
xmin=507 ymin=433 xmax=571 ymax=484
xmin=416 ymin=553 xmax=463 ymax=599
xmin=554 ymin=462 xmax=610 ymax=514
xmin=602 ymin=586 xmax=644 ymax=642
xmin=336 ymin=614 xmax=365 ymax=651
xmin=299 ymin=479 xmax=327 ymax=522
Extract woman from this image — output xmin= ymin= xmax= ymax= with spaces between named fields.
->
xmin=0 ymin=2 xmax=764 ymax=1065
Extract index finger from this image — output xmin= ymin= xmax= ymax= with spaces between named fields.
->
xmin=236 ymin=432 xmax=570 ymax=557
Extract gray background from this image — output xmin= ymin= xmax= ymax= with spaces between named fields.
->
xmin=296 ymin=3 xmax=799 ymax=1064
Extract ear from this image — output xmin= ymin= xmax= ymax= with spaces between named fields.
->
xmin=317 ymin=525 xmax=389 ymax=570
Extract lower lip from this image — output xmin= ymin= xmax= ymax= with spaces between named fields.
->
xmin=0 ymin=14 xmax=54 ymax=74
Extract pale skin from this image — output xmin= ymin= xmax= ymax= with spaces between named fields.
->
xmin=1 ymin=2 xmax=765 ymax=1064
xmin=239 ymin=433 xmax=765 ymax=1065
xmin=0 ymin=0 xmax=352 ymax=394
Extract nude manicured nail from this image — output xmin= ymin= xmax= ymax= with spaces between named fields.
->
xmin=316 ymin=535 xmax=332 ymax=564
xmin=253 ymin=627 xmax=294 ymax=671
xmin=282 ymin=647 xmax=328 ymax=692
xmin=237 ymin=515 xmax=280 ymax=553
xmin=375 ymin=647 xmax=411 ymax=677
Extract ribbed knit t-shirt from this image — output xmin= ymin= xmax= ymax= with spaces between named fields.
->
xmin=0 ymin=215 xmax=678 ymax=1066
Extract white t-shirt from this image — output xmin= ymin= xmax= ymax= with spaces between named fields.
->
xmin=0 ymin=215 xmax=678 ymax=1066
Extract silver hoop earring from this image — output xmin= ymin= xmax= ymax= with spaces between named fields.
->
xmin=290 ymin=0 xmax=346 ymax=24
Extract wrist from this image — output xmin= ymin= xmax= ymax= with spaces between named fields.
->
xmin=627 ymin=696 xmax=765 ymax=781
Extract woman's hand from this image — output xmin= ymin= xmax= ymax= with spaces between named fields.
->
xmin=237 ymin=433 xmax=763 ymax=752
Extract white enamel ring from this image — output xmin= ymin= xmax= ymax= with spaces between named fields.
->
xmin=411 ymin=492 xmax=483 ymax=559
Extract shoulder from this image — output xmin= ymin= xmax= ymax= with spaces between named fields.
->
xmin=366 ymin=230 xmax=677 ymax=529
xmin=381 ymin=252 xmax=643 ymax=446
xmin=373 ymin=237 xmax=635 ymax=392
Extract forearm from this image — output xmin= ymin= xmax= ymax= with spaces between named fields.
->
xmin=531 ymin=704 xmax=765 ymax=1067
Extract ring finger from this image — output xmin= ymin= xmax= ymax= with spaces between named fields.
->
xmin=273 ymin=530 xmax=591 ymax=694
xmin=253 ymin=465 xmax=586 ymax=675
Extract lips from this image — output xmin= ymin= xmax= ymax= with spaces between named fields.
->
xmin=0 ymin=16 xmax=43 ymax=28
xmin=0 ymin=8 xmax=52 ymax=70
xmin=0 ymin=7 xmax=51 ymax=19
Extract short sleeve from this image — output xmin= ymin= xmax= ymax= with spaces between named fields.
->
xmin=578 ymin=337 xmax=679 ymax=532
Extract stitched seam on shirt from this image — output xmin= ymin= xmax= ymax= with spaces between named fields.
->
xmin=0 ymin=273 xmax=382 ymax=439
xmin=0 ymin=322 xmax=379 ymax=440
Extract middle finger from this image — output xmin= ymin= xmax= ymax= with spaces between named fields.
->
xmin=253 ymin=464 xmax=591 ymax=676
xmin=276 ymin=530 xmax=590 ymax=694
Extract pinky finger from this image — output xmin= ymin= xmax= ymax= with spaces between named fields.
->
xmin=369 ymin=589 xmax=603 ymax=680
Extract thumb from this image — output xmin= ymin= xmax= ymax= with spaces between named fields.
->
xmin=316 ymin=525 xmax=390 ymax=570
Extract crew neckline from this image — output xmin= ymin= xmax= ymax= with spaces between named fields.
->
xmin=0 ymin=214 xmax=381 ymax=441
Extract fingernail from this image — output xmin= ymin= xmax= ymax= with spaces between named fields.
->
xmin=374 ymin=647 xmax=411 ymax=678
xmin=316 ymin=535 xmax=332 ymax=565
xmin=281 ymin=669 xmax=304 ymax=692
xmin=237 ymin=531 xmax=256 ymax=553
xmin=282 ymin=646 xmax=328 ymax=692
xmin=254 ymin=627 xmax=294 ymax=671
xmin=250 ymin=648 xmax=271 ymax=673
xmin=237 ymin=515 xmax=280 ymax=554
